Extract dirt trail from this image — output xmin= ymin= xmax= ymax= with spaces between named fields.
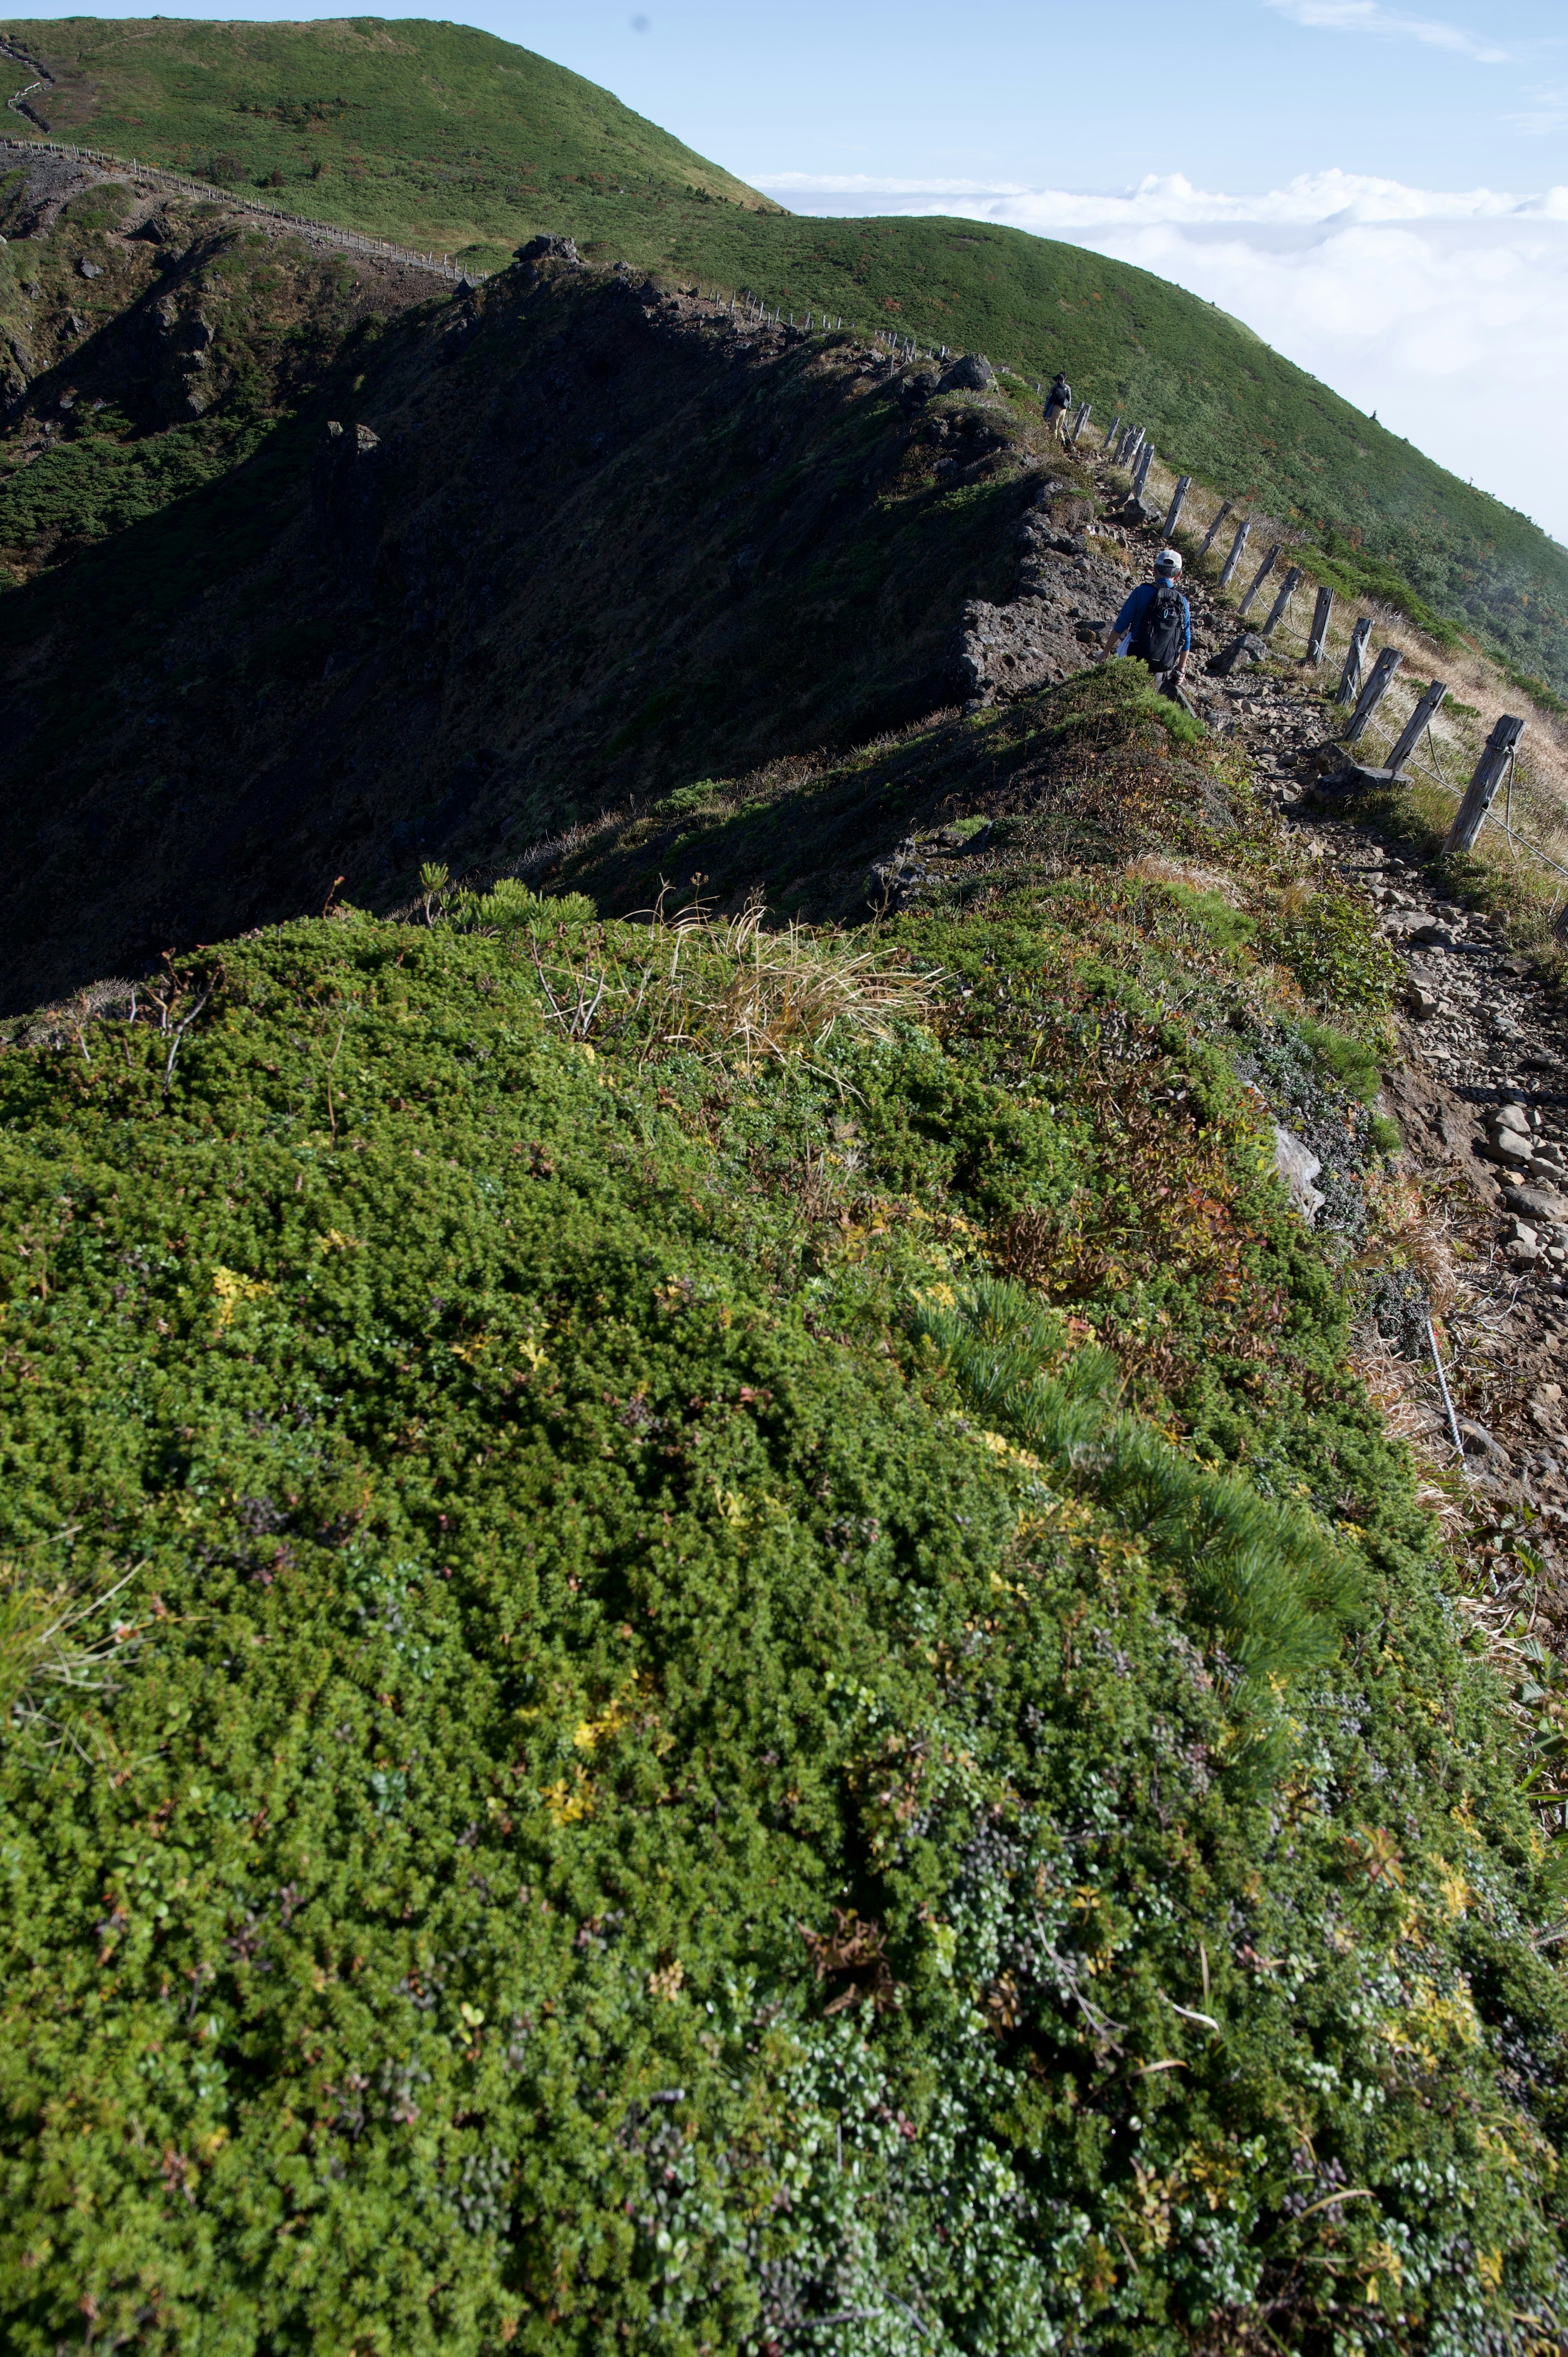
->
xmin=948 ymin=413 xmax=1568 ymax=1594
xmin=1091 ymin=455 xmax=1568 ymax=1577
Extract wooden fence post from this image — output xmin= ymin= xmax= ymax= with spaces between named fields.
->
xmin=1217 ymin=518 xmax=1252 ymax=590
xmin=1069 ymin=399 xmax=1091 ymax=445
xmin=1131 ymin=444 xmax=1154 ymax=501
xmin=1260 ymin=565 xmax=1305 ymax=639
xmin=1161 ymin=475 xmax=1192 ymax=539
xmin=1305 ymin=585 xmax=1334 ymax=665
xmin=1335 ymin=617 xmax=1373 ymax=707
xmin=1196 ymin=500 xmax=1233 ymax=561
xmin=1385 ymin=680 xmax=1449 ymax=776
xmin=1238 ymin=544 xmax=1281 ymax=617
xmin=1342 ymin=647 xmax=1403 ymax=745
xmin=1446 ymin=717 xmax=1526 ymax=854
xmin=1104 ymin=414 xmax=1123 ymax=452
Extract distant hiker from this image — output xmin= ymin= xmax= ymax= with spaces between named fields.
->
xmin=1043 ymin=371 xmax=1071 ymax=442
xmin=1102 ymin=547 xmax=1190 ymax=696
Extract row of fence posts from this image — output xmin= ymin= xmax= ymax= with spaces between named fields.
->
xmin=5 ymin=128 xmax=1543 ymax=886
xmin=719 ymin=285 xmax=947 ymax=366
xmin=1086 ymin=395 xmax=1535 ymax=873
xmin=1329 ymin=621 xmax=1531 ymax=864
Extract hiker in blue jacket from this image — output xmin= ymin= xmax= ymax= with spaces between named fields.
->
xmin=1101 ymin=546 xmax=1191 ymax=697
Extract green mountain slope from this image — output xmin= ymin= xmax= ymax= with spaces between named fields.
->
xmin=0 ymin=12 xmax=776 ymax=238
xmin=2 ymin=15 xmax=1565 ymax=694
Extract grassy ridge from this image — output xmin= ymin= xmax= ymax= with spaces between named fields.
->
xmin=2 ymin=15 xmax=1564 ymax=692
xmin=0 ymin=13 xmax=775 ymax=236
xmin=3 ymin=673 xmax=1567 ymax=2344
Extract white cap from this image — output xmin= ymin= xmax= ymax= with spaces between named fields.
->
xmin=1154 ymin=547 xmax=1183 ymax=575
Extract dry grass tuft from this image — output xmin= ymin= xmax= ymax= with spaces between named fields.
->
xmin=628 ymin=895 xmax=937 ymax=1070
xmin=1355 ymin=1173 xmax=1461 ymax=1320
xmin=0 ymin=1563 xmax=144 ymax=1759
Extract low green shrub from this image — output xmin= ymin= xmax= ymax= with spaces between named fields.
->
xmin=0 ymin=911 xmax=1561 ymax=2352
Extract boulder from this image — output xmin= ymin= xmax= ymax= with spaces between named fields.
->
xmin=1208 ymin=632 xmax=1268 ymax=678
xmin=1273 ymin=1126 xmax=1325 ymax=1222
xmin=1316 ymin=759 xmax=1403 ymax=791
xmin=513 ymin=233 xmax=580 ymax=268
xmin=1031 ymin=484 xmax=1095 ymax=533
xmin=1503 ymin=1182 xmax=1568 ymax=1223
xmin=938 ymin=352 xmax=996 ymax=393
xmin=1459 ymin=1418 xmax=1510 ymax=1467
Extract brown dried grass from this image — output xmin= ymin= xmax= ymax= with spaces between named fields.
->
xmin=626 ymin=894 xmax=938 ymax=1070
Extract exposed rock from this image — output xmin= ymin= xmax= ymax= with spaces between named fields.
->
xmin=938 ymin=352 xmax=995 ymax=393
xmin=1504 ymin=1182 xmax=1568 ymax=1224
xmin=514 ymin=233 xmax=580 ymax=268
xmin=866 ymin=843 xmax=928 ymax=911
xmin=1032 ymin=484 xmax=1095 ymax=533
xmin=957 ymin=595 xmax=1085 ymax=704
xmin=1273 ymin=1125 xmax=1325 ymax=1222
xmin=1314 ymin=757 xmax=1402 ymax=792
xmin=1208 ymin=632 xmax=1268 ymax=678
xmin=77 ymin=257 xmax=101 ymax=280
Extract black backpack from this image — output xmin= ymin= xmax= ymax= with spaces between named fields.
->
xmin=1131 ymin=583 xmax=1185 ymax=671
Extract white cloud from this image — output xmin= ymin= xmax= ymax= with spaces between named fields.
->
xmin=750 ymin=169 xmax=1568 ymax=544
xmin=1510 ymin=85 xmax=1568 ymax=136
xmin=1262 ymin=0 xmax=1510 ymax=65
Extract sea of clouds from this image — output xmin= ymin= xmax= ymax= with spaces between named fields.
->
xmin=751 ymin=168 xmax=1568 ymax=546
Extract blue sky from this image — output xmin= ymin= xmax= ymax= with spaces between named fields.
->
xmin=28 ymin=2 xmax=1568 ymax=534
xmin=487 ymin=0 xmax=1568 ymax=198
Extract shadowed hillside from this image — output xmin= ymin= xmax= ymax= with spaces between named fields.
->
xmin=2 ymin=16 xmax=1565 ymax=698
xmin=0 ymin=205 xmax=1043 ymax=1009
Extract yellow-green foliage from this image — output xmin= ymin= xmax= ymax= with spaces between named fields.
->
xmin=0 ymin=902 xmax=1564 ymax=2353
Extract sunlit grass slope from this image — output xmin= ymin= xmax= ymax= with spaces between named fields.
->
xmin=0 ymin=11 xmax=777 ymax=245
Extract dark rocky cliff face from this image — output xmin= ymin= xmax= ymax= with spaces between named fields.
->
xmin=0 ymin=203 xmax=1041 ymax=1008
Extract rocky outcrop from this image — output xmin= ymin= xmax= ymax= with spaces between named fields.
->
xmin=1209 ymin=631 xmax=1268 ymax=677
xmin=937 ymin=352 xmax=994 ymax=393
xmin=957 ymin=484 xmax=1120 ymax=705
